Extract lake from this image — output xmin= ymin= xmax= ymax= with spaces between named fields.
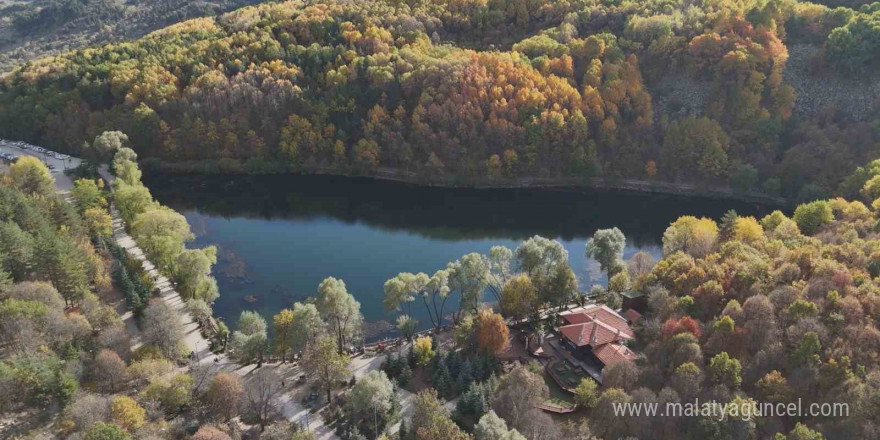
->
xmin=144 ymin=174 xmax=773 ymax=339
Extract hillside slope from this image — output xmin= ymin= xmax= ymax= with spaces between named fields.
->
xmin=0 ymin=0 xmax=878 ymax=200
xmin=0 ymin=0 xmax=262 ymax=72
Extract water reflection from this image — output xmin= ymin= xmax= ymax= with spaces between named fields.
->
xmin=145 ymin=174 xmax=774 ymax=336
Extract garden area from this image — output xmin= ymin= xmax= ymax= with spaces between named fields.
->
xmin=547 ymin=359 xmax=589 ymax=392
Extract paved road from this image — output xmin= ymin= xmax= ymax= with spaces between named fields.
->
xmin=0 ymin=139 xmax=82 ymax=191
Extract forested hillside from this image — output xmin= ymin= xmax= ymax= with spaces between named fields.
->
xmin=0 ymin=0 xmax=262 ymax=72
xmin=0 ymin=0 xmax=878 ymax=200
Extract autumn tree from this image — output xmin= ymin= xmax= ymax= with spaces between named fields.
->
xmin=93 ymin=349 xmax=127 ymax=393
xmin=662 ymin=216 xmax=719 ymax=258
xmin=492 ymin=365 xmax=548 ymax=434
xmin=573 ymin=378 xmax=599 ymax=408
xmin=9 ymin=156 xmax=54 ymax=197
xmin=206 ymin=372 xmax=244 ymax=421
xmin=661 ymin=117 xmax=729 ymax=181
xmin=499 ymin=274 xmax=537 ymax=323
xmin=303 ymin=336 xmax=350 ymax=403
xmin=410 ymin=389 xmax=471 ymax=440
xmin=109 ymin=396 xmax=145 ymax=432
xmin=414 ymin=335 xmax=435 ymax=367
xmin=474 ymin=310 xmax=509 ymax=355
xmin=191 ymin=425 xmax=232 ymax=440
xmin=589 ymin=388 xmax=631 ymax=440
xmin=141 ymin=301 xmax=184 ymax=360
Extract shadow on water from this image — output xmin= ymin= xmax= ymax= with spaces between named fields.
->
xmin=145 ymin=174 xmax=774 ymax=247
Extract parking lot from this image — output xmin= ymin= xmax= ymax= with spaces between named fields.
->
xmin=0 ymin=139 xmax=82 ymax=191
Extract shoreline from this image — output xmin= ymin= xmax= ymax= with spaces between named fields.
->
xmin=143 ymin=160 xmax=791 ymax=208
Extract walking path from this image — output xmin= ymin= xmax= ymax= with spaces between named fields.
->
xmin=109 ymin=206 xmax=216 ymax=361
xmin=15 ymin=138 xmax=411 ymax=438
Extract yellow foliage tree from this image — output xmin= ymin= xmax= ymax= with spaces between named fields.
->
xmin=110 ymin=396 xmax=146 ymax=431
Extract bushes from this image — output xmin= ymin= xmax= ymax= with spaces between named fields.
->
xmin=380 ymin=351 xmax=413 ymax=388
xmin=430 ymin=349 xmax=497 ymax=400
xmin=107 ymin=239 xmax=152 ymax=316
xmin=793 ymin=200 xmax=834 ymax=234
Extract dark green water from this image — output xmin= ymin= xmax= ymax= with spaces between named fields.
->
xmin=145 ymin=174 xmax=773 ymax=338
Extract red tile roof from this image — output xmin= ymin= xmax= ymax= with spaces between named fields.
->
xmin=558 ymin=319 xmax=633 ymax=348
xmin=560 ymin=305 xmax=634 ymax=339
xmin=622 ymin=308 xmax=643 ymax=324
xmin=560 ymin=312 xmax=592 ymax=325
xmin=592 ymin=343 xmax=639 ymax=366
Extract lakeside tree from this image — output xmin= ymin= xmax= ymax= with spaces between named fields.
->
xmin=586 ymin=228 xmax=626 ymax=280
xmin=130 ymin=206 xmax=193 ymax=274
xmin=303 ymin=336 xmax=350 ymax=403
xmin=113 ymin=183 xmax=156 ymax=225
xmin=288 ymin=302 xmax=324 ymax=354
xmin=515 ymin=236 xmax=577 ymax=307
xmin=627 ymin=251 xmax=655 ymax=280
xmin=174 ymin=247 xmax=219 ymax=303
xmin=485 ymin=246 xmax=513 ymax=303
xmin=231 ymin=311 xmax=268 ymax=366
xmin=662 ymin=216 xmax=719 ymax=258
xmin=272 ymin=308 xmax=295 ymax=362
xmin=397 ymin=315 xmax=417 ymax=341
xmin=315 ymin=277 xmax=363 ymax=353
xmin=385 ymin=269 xmax=453 ymax=332
xmin=448 ymin=253 xmax=489 ymax=320
xmin=499 ymin=274 xmax=537 ymax=323
xmin=383 ymin=272 xmax=423 ymax=331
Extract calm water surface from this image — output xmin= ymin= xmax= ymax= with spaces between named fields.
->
xmin=145 ymin=174 xmax=773 ymax=338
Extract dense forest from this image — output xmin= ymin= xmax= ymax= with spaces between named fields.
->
xmin=9 ymin=140 xmax=880 ymax=440
xmin=0 ymin=0 xmax=878 ymax=200
xmin=0 ymin=0 xmax=263 ymax=72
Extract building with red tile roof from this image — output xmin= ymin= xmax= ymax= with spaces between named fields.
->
xmin=592 ymin=342 xmax=639 ymax=366
xmin=622 ymin=308 xmax=643 ymax=324
xmin=556 ymin=304 xmax=638 ymax=368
